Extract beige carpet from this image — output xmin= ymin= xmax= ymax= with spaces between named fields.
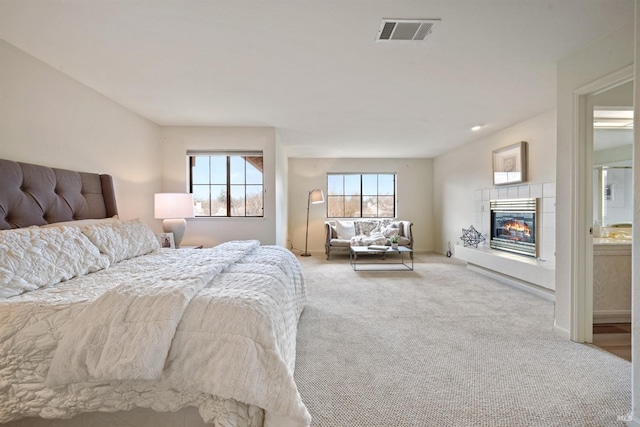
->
xmin=293 ymin=252 xmax=631 ymax=427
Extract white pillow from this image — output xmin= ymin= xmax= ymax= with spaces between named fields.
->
xmin=335 ymin=220 xmax=355 ymax=239
xmin=82 ymin=219 xmax=160 ymax=264
xmin=0 ymin=227 xmax=109 ymax=298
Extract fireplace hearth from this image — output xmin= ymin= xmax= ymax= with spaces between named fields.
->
xmin=490 ymin=198 xmax=538 ymax=257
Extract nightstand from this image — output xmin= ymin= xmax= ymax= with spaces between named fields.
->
xmin=178 ymin=245 xmax=203 ymax=250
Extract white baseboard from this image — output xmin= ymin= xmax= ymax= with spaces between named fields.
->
xmin=466 ymin=263 xmax=555 ymax=301
xmin=553 ymin=322 xmax=571 ymax=340
xmin=625 ymin=415 xmax=640 ymax=426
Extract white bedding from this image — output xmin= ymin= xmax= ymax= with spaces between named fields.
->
xmin=0 ymin=240 xmax=310 ymax=427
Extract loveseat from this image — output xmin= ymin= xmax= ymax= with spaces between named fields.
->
xmin=324 ymin=219 xmax=414 ymax=260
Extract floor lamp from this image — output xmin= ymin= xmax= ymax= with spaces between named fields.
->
xmin=301 ymin=189 xmax=325 ymax=256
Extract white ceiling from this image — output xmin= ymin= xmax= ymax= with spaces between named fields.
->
xmin=0 ymin=0 xmax=634 ymax=158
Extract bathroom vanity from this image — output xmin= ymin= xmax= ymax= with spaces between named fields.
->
xmin=593 ymin=233 xmax=631 ymax=323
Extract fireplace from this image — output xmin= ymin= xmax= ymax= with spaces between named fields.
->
xmin=490 ymin=198 xmax=538 ymax=257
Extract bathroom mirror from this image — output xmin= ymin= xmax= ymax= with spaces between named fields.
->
xmin=593 ymin=166 xmax=632 ymax=227
xmin=592 ymin=100 xmax=633 ymax=228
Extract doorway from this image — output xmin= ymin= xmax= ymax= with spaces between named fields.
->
xmin=590 ymin=83 xmax=633 ymax=361
xmin=572 ymin=65 xmax=633 ymax=345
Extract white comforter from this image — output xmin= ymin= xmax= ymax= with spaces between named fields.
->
xmin=0 ymin=241 xmax=310 ymax=427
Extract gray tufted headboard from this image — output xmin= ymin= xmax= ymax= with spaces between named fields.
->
xmin=0 ymin=159 xmax=118 ymax=229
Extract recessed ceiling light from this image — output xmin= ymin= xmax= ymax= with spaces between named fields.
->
xmin=471 ymin=125 xmax=483 ymax=131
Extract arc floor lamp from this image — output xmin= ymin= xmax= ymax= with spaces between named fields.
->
xmin=301 ymin=189 xmax=325 ymax=256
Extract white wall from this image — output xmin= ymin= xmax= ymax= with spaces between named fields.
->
xmin=433 ymin=111 xmax=557 ymax=257
xmin=288 ymin=158 xmax=434 ymax=255
xmin=594 ymin=136 xmax=633 ymax=165
xmin=275 ymin=130 xmax=289 ymax=247
xmin=160 ymin=126 xmax=279 ymax=248
xmin=555 ymin=22 xmax=634 ymax=337
xmin=0 ymin=40 xmax=161 ymax=224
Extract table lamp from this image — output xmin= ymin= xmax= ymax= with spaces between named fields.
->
xmin=154 ymin=193 xmax=195 ymax=248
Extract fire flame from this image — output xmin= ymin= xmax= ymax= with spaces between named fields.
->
xmin=503 ymin=220 xmax=531 ymax=237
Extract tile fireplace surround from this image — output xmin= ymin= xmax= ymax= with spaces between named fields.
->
xmin=455 ymin=182 xmax=556 ymax=299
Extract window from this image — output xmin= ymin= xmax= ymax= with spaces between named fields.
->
xmin=326 ymin=173 xmax=396 ymax=218
xmin=189 ymin=152 xmax=264 ymax=217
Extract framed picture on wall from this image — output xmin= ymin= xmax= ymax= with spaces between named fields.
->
xmin=492 ymin=141 xmax=527 ymax=186
xmin=156 ymin=232 xmax=175 ymax=249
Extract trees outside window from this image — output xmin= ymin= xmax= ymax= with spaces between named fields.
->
xmin=326 ymin=173 xmax=396 ymax=218
xmin=189 ymin=154 xmax=263 ymax=217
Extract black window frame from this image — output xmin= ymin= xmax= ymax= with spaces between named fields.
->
xmin=326 ymin=173 xmax=396 ymax=218
xmin=188 ymin=153 xmax=264 ymax=218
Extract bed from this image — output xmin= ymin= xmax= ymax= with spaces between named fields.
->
xmin=0 ymin=159 xmax=311 ymax=427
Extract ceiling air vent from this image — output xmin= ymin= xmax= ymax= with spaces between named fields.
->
xmin=376 ymin=19 xmax=440 ymax=42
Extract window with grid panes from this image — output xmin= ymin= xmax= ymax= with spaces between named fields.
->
xmin=326 ymin=173 xmax=396 ymax=218
xmin=189 ymin=152 xmax=264 ymax=217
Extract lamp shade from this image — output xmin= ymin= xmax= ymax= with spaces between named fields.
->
xmin=154 ymin=193 xmax=195 ymax=219
xmin=309 ymin=189 xmax=324 ymax=204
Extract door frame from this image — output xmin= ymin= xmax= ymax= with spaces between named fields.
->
xmin=572 ymin=64 xmax=634 ymax=343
